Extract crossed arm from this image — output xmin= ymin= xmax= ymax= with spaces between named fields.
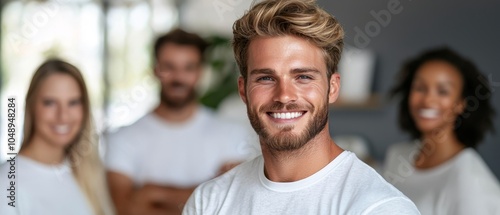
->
xmin=107 ymin=162 xmax=241 ymax=215
xmin=107 ymin=171 xmax=195 ymax=215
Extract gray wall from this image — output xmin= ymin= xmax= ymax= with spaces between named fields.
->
xmin=319 ymin=0 xmax=500 ymax=178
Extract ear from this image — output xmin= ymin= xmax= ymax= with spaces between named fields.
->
xmin=328 ymin=73 xmax=341 ymax=103
xmin=238 ymin=76 xmax=248 ymax=105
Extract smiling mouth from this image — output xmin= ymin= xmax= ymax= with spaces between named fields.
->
xmin=267 ymin=111 xmax=306 ymax=120
xmin=53 ymin=125 xmax=70 ymax=135
xmin=418 ymin=108 xmax=439 ymax=119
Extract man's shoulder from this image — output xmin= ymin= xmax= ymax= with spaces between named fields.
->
xmin=184 ymin=156 xmax=261 ymax=214
xmin=202 ymin=107 xmax=246 ymax=130
xmin=107 ymin=113 xmax=157 ymax=139
xmin=336 ymin=154 xmax=419 ymax=213
xmin=346 ymin=153 xmax=403 ymax=191
xmin=342 ymin=153 xmax=416 ymax=204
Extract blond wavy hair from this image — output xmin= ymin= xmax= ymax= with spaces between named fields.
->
xmin=20 ymin=59 xmax=114 ymax=215
xmin=233 ymin=0 xmax=344 ymax=80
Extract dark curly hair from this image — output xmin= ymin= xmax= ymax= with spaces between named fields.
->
xmin=390 ymin=47 xmax=495 ymax=148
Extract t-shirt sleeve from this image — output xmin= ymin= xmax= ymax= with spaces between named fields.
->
xmin=182 ymin=179 xmax=225 ymax=215
xmin=182 ymin=186 xmax=202 ymax=215
xmin=104 ymin=130 xmax=138 ymax=179
xmin=363 ymin=197 xmax=421 ymax=215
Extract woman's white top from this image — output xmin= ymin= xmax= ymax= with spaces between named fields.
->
xmin=0 ymin=155 xmax=94 ymax=215
xmin=384 ymin=143 xmax=500 ymax=215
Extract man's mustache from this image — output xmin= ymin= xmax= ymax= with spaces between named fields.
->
xmin=166 ymin=81 xmax=189 ymax=89
xmin=260 ymin=102 xmax=309 ymax=112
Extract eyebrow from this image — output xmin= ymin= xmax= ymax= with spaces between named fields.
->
xmin=249 ymin=67 xmax=321 ymax=76
xmin=249 ymin=68 xmax=274 ymax=76
xmin=40 ymin=95 xmax=82 ymax=100
xmin=414 ymin=78 xmax=458 ymax=88
xmin=438 ymin=82 xmax=458 ymax=89
xmin=291 ymin=68 xmax=321 ymax=75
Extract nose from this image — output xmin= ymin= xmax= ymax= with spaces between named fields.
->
xmin=57 ymin=103 xmax=69 ymax=122
xmin=273 ymin=80 xmax=298 ymax=104
xmin=158 ymin=66 xmax=183 ymax=82
xmin=170 ymin=69 xmax=191 ymax=83
xmin=422 ymin=91 xmax=438 ymax=107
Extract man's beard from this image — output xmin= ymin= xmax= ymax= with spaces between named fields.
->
xmin=247 ymin=99 xmax=329 ymax=153
xmin=160 ymin=81 xmax=197 ymax=109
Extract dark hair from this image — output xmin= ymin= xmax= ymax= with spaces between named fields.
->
xmin=153 ymin=28 xmax=209 ymax=62
xmin=390 ymin=47 xmax=495 ymax=148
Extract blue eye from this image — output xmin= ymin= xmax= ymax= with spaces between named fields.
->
xmin=298 ymin=75 xmax=312 ymax=80
xmin=296 ymin=75 xmax=314 ymax=83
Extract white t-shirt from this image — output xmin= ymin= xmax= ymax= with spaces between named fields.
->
xmin=105 ymin=106 xmax=259 ymax=187
xmin=183 ymin=151 xmax=420 ymax=215
xmin=0 ymin=155 xmax=93 ymax=215
xmin=384 ymin=142 xmax=500 ymax=215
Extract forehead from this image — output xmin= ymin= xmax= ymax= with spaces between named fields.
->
xmin=247 ymin=35 xmax=326 ymax=73
xmin=38 ymin=73 xmax=81 ymax=97
xmin=157 ymin=43 xmax=201 ymax=61
xmin=414 ymin=60 xmax=463 ymax=86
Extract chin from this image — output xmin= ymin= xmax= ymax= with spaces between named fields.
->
xmin=51 ymin=139 xmax=74 ymax=147
xmin=49 ymin=135 xmax=79 ymax=148
xmin=416 ymin=124 xmax=443 ymax=135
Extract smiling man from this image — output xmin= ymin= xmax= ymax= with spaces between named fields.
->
xmin=183 ymin=0 xmax=420 ymax=214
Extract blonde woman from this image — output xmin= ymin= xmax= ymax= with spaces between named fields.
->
xmin=0 ymin=59 xmax=113 ymax=215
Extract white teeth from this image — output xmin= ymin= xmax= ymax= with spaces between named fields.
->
xmin=54 ymin=125 xmax=70 ymax=134
xmin=419 ymin=109 xmax=439 ymax=119
xmin=271 ymin=112 xmax=303 ymax=119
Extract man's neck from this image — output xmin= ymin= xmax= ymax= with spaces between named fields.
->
xmin=153 ymin=101 xmax=199 ymax=123
xmin=261 ymin=126 xmax=343 ymax=182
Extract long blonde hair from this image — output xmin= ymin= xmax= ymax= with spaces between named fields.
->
xmin=20 ymin=59 xmax=114 ymax=215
